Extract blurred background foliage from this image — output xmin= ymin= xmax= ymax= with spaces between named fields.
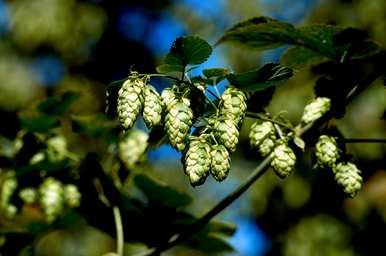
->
xmin=0 ymin=0 xmax=385 ymax=255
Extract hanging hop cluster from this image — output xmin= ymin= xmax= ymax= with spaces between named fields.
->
xmin=301 ymin=97 xmax=331 ymax=124
xmin=333 ymin=162 xmax=363 ymax=198
xmin=161 ymin=85 xmax=194 ymax=151
xmin=117 ymin=72 xmax=163 ymax=130
xmin=270 ymin=141 xmax=297 ymax=178
xmin=119 ymin=129 xmax=149 ymax=169
xmin=219 ymin=87 xmax=247 ymax=125
xmin=0 ymin=173 xmax=18 ymax=219
xmin=315 ymin=135 xmax=339 ymax=168
xmin=314 ymin=134 xmax=363 ymax=197
xmin=38 ymin=177 xmax=81 ymax=222
xmin=183 ymin=135 xmax=232 ymax=186
xmin=249 ymin=121 xmax=277 ymax=156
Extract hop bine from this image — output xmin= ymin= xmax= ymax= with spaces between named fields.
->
xmin=165 ymin=100 xmax=193 ymax=151
xmin=315 ymin=135 xmax=339 ymax=168
xmin=143 ymin=85 xmax=163 ymax=129
xmin=301 ymin=97 xmax=331 ymax=124
xmin=210 ymin=144 xmax=231 ymax=182
xmin=183 ymin=137 xmax=211 ymax=186
xmin=249 ymin=121 xmax=277 ymax=156
xmin=117 ymin=74 xmax=145 ymax=130
xmin=333 ymin=162 xmax=362 ymax=198
xmin=271 ymin=142 xmax=296 ymax=178
xmin=219 ymin=87 xmax=247 ymax=125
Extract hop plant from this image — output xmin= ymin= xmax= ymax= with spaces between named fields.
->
xmin=333 ymin=162 xmax=363 ymax=198
xmin=183 ymin=137 xmax=211 ymax=186
xmin=63 ymin=184 xmax=81 ymax=208
xmin=117 ymin=74 xmax=145 ymax=130
xmin=119 ymin=129 xmax=149 ymax=169
xmin=19 ymin=187 xmax=38 ymax=204
xmin=39 ymin=177 xmax=64 ymax=222
xmin=249 ymin=121 xmax=277 ymax=156
xmin=165 ymin=101 xmax=193 ymax=151
xmin=271 ymin=142 xmax=296 ymax=178
xmin=143 ymin=85 xmax=163 ymax=129
xmin=220 ymin=87 xmax=247 ymax=125
xmin=210 ymin=144 xmax=231 ymax=182
xmin=315 ymin=135 xmax=339 ymax=168
xmin=213 ymin=118 xmax=239 ymax=152
xmin=301 ymin=97 xmax=331 ymax=124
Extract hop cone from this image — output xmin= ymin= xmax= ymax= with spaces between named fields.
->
xmin=249 ymin=121 xmax=277 ymax=156
xmin=214 ymin=118 xmax=239 ymax=152
xmin=39 ymin=177 xmax=64 ymax=222
xmin=220 ymin=87 xmax=247 ymax=125
xmin=143 ymin=85 xmax=163 ymax=129
xmin=271 ymin=142 xmax=296 ymax=178
xmin=19 ymin=187 xmax=37 ymax=204
xmin=210 ymin=144 xmax=231 ymax=182
xmin=301 ymin=97 xmax=331 ymax=124
xmin=333 ymin=162 xmax=362 ymax=198
xmin=315 ymin=135 xmax=339 ymax=168
xmin=183 ymin=137 xmax=211 ymax=186
xmin=119 ymin=129 xmax=149 ymax=169
xmin=46 ymin=135 xmax=68 ymax=162
xmin=117 ymin=76 xmax=145 ymax=129
xmin=64 ymin=184 xmax=81 ymax=208
xmin=165 ymin=101 xmax=193 ymax=151
xmin=1 ymin=174 xmax=17 ymax=209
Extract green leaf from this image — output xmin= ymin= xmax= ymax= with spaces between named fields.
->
xmin=134 ymin=174 xmax=193 ymax=208
xmin=165 ymin=36 xmax=212 ymax=67
xmin=20 ymin=115 xmax=60 ymax=133
xmin=184 ymin=234 xmax=235 ymax=253
xmin=202 ymin=68 xmax=230 ymax=79
xmin=72 ymin=114 xmax=117 ymax=138
xmin=217 ymin=16 xmax=297 ymax=50
xmin=156 ymin=64 xmax=185 ymax=74
xmin=38 ymin=92 xmax=80 ymax=116
xmin=226 ymin=63 xmax=293 ymax=92
xmin=280 ymin=46 xmax=327 ymax=68
xmin=293 ymin=136 xmax=306 ymax=151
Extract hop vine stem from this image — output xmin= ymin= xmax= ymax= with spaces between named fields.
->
xmin=113 ymin=206 xmax=124 ymax=256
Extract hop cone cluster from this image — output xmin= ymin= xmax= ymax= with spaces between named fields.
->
xmin=210 ymin=144 xmax=231 ymax=182
xmin=333 ymin=162 xmax=363 ymax=198
xmin=117 ymin=74 xmax=145 ymax=129
xmin=301 ymin=97 xmax=331 ymax=124
xmin=19 ymin=187 xmax=38 ymax=204
xmin=213 ymin=118 xmax=239 ymax=152
xmin=249 ymin=121 xmax=277 ymax=156
xmin=165 ymin=101 xmax=193 ymax=151
xmin=183 ymin=137 xmax=211 ymax=186
xmin=0 ymin=173 xmax=18 ymax=219
xmin=39 ymin=177 xmax=65 ymax=222
xmin=119 ymin=129 xmax=149 ymax=169
xmin=220 ymin=87 xmax=247 ymax=125
xmin=315 ymin=135 xmax=339 ymax=168
xmin=143 ymin=85 xmax=163 ymax=129
xmin=63 ymin=184 xmax=81 ymax=208
xmin=271 ymin=142 xmax=296 ymax=178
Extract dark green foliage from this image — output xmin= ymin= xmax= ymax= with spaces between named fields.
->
xmin=38 ymin=92 xmax=80 ymax=116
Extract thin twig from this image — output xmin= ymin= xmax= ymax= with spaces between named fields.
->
xmin=113 ymin=206 xmax=124 ymax=256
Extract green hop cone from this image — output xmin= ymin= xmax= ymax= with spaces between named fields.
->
xmin=119 ymin=129 xmax=149 ymax=169
xmin=249 ymin=121 xmax=277 ymax=156
xmin=46 ymin=135 xmax=68 ymax=162
xmin=143 ymin=85 xmax=163 ymax=129
xmin=165 ymin=101 xmax=193 ymax=151
xmin=161 ymin=87 xmax=190 ymax=111
xmin=315 ymin=135 xmax=339 ymax=168
xmin=213 ymin=118 xmax=239 ymax=152
xmin=271 ymin=142 xmax=296 ymax=178
xmin=333 ymin=162 xmax=362 ymax=198
xmin=4 ymin=204 xmax=17 ymax=219
xmin=301 ymin=97 xmax=331 ymax=124
xmin=39 ymin=177 xmax=64 ymax=222
xmin=64 ymin=184 xmax=81 ymax=208
xmin=0 ymin=174 xmax=17 ymax=209
xmin=220 ymin=87 xmax=247 ymax=125
xmin=117 ymin=74 xmax=145 ymax=130
xmin=183 ymin=137 xmax=211 ymax=186
xmin=19 ymin=187 xmax=37 ymax=204
xmin=210 ymin=144 xmax=231 ymax=182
